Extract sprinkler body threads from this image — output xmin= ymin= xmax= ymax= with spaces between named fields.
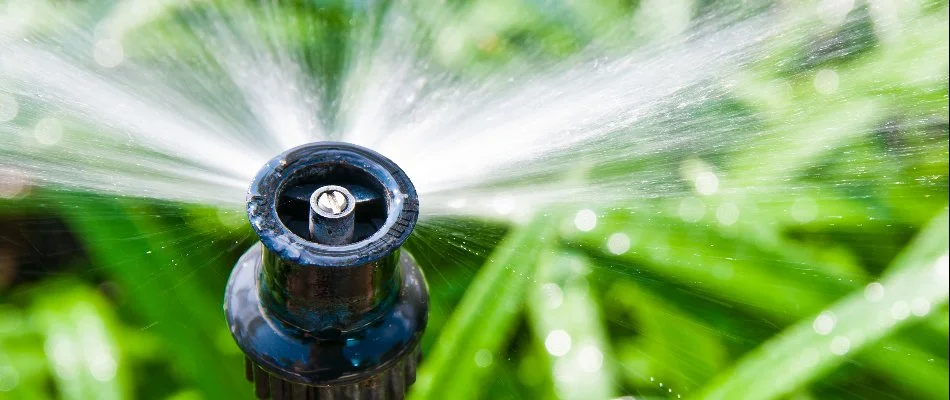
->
xmin=224 ymin=142 xmax=426 ymax=399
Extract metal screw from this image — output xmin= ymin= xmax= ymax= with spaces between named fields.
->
xmin=309 ymin=185 xmax=356 ymax=245
xmin=316 ymin=189 xmax=349 ymax=215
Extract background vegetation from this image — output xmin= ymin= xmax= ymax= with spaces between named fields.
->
xmin=1 ymin=0 xmax=948 ymax=399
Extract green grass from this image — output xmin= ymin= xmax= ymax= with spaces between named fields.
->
xmin=1 ymin=0 xmax=948 ymax=399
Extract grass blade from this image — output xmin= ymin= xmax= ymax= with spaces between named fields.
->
xmin=29 ymin=281 xmax=131 ymax=400
xmin=695 ymin=207 xmax=949 ymax=400
xmin=410 ymin=214 xmax=559 ymax=400
xmin=527 ymin=251 xmax=616 ymax=400
xmin=60 ymin=197 xmax=252 ymax=399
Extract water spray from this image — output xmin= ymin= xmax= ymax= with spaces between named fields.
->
xmin=224 ymin=142 xmax=427 ymax=399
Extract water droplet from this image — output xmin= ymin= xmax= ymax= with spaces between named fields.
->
xmin=0 ymin=366 xmax=19 ymax=392
xmin=790 ymin=197 xmax=818 ymax=223
xmin=813 ymin=311 xmax=836 ymax=335
xmin=578 ymin=345 xmax=603 ymax=373
xmin=34 ymin=117 xmax=63 ymax=145
xmin=47 ymin=334 xmax=79 ymax=379
xmin=911 ymin=297 xmax=931 ymax=317
xmin=574 ymin=209 xmax=597 ymax=232
xmin=890 ymin=301 xmax=910 ymax=320
xmin=541 ymin=283 xmax=563 ymax=310
xmin=716 ymin=202 xmax=740 ymax=226
xmin=830 ymin=336 xmax=850 ymax=356
xmin=0 ymin=168 xmax=27 ymax=199
xmin=474 ymin=349 xmax=493 ymax=368
xmin=94 ymin=38 xmax=124 ymax=68
xmin=607 ymin=232 xmax=631 ymax=255
xmin=678 ymin=197 xmax=705 ymax=223
xmin=545 ymin=330 xmax=571 ymax=357
xmin=436 ymin=27 xmax=468 ymax=62
xmin=694 ymin=171 xmax=719 ymax=195
xmin=89 ymin=352 xmax=117 ymax=382
xmin=864 ymin=282 xmax=884 ymax=302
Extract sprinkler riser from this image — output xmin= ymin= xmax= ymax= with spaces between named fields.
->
xmin=226 ymin=244 xmax=426 ymax=398
xmin=224 ymin=142 xmax=427 ymax=400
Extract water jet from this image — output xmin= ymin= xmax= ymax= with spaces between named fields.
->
xmin=224 ymin=142 xmax=427 ymax=399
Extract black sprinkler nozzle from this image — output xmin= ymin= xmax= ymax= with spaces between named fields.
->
xmin=224 ymin=142 xmax=427 ymax=399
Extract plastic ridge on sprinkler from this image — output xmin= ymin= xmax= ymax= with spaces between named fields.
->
xmin=224 ymin=142 xmax=428 ymax=400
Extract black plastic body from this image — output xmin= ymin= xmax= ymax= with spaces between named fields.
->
xmin=224 ymin=142 xmax=427 ymax=399
xmin=225 ymin=244 xmax=427 ymax=394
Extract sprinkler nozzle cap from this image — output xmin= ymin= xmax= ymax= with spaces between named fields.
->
xmin=245 ymin=142 xmax=419 ymax=267
xmin=312 ymin=186 xmax=354 ymax=217
xmin=308 ymin=185 xmax=357 ymax=245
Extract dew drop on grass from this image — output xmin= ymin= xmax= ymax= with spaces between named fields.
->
xmin=864 ymin=282 xmax=884 ymax=302
xmin=910 ymin=298 xmax=931 ymax=317
xmin=813 ymin=311 xmax=836 ymax=335
xmin=830 ymin=336 xmax=851 ymax=356
xmin=577 ymin=345 xmax=604 ymax=373
xmin=694 ymin=171 xmax=719 ymax=195
xmin=606 ymin=232 xmax=631 ymax=254
xmin=574 ymin=209 xmax=597 ymax=232
xmin=545 ymin=330 xmax=571 ymax=357
xmin=541 ymin=283 xmax=564 ymax=310
xmin=93 ymin=38 xmax=124 ymax=68
xmin=716 ymin=202 xmax=740 ymax=226
xmin=474 ymin=349 xmax=493 ymax=368
xmin=890 ymin=301 xmax=910 ymax=321
xmin=678 ymin=197 xmax=705 ymax=223
xmin=814 ymin=69 xmax=840 ymax=95
xmin=34 ymin=117 xmax=63 ymax=146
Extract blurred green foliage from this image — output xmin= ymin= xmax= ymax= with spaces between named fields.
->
xmin=1 ymin=0 xmax=948 ymax=399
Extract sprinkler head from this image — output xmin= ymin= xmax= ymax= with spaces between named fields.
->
xmin=224 ymin=142 xmax=427 ymax=399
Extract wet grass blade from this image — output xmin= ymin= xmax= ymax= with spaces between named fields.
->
xmin=526 ymin=251 xmax=616 ymax=400
xmin=29 ymin=280 xmax=132 ymax=400
xmin=60 ymin=196 xmax=252 ymax=400
xmin=695 ymin=207 xmax=949 ymax=400
xmin=609 ymin=280 xmax=729 ymax=395
xmin=567 ymin=206 xmax=946 ymax=398
xmin=563 ymin=208 xmax=856 ymax=323
xmin=410 ymin=214 xmax=560 ymax=400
